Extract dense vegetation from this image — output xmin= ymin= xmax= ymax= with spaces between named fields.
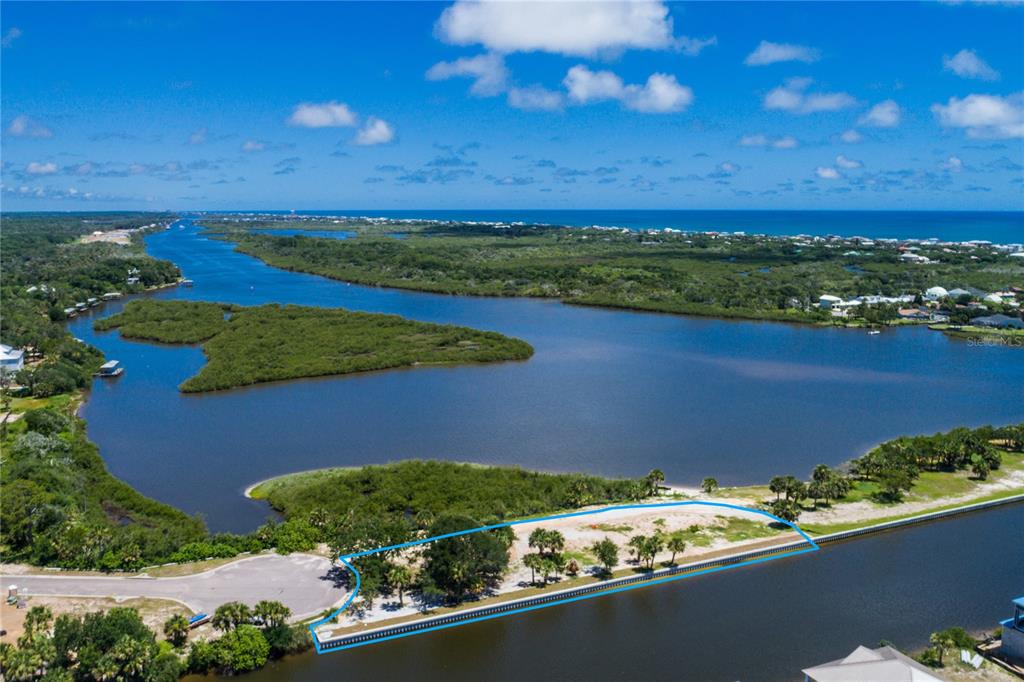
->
xmin=0 ymin=408 xmax=208 ymax=570
xmin=95 ymin=300 xmax=534 ymax=392
xmin=251 ymin=461 xmax=656 ymax=603
xmin=249 ymin=460 xmax=651 ymax=522
xmin=1 ymin=212 xmax=180 ymax=397
xmin=849 ymin=423 xmax=1022 ymax=500
xmin=0 ymin=599 xmax=308 ymax=680
xmin=760 ymin=422 xmax=1024 ymax=523
xmin=213 ymin=221 xmax=1023 ymax=325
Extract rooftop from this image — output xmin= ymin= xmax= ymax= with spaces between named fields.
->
xmin=803 ymin=645 xmax=945 ymax=682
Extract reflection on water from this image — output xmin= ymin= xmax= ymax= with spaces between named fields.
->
xmin=68 ymin=220 xmax=1024 ymax=532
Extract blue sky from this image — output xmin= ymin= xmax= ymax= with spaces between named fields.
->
xmin=2 ymin=1 xmax=1022 ymax=211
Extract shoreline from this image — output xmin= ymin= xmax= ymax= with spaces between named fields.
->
xmin=194 ymin=210 xmax=1024 ymax=249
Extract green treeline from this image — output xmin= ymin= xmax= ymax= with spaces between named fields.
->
xmin=94 ymin=300 xmax=534 ymax=392
xmin=0 ymin=599 xmax=310 ymax=680
xmin=217 ymin=225 xmax=1022 ymax=324
xmin=1 ymin=409 xmax=208 ymax=570
xmin=250 ymin=459 xmax=650 ymax=522
xmin=1 ymin=213 xmax=180 ymax=396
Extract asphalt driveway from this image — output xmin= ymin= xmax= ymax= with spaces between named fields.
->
xmin=2 ymin=553 xmax=346 ymax=620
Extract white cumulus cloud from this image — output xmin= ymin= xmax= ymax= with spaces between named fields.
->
xmin=242 ymin=140 xmax=266 ymax=152
xmin=7 ymin=115 xmax=53 ymax=138
xmin=840 ymin=129 xmax=863 ymax=143
xmin=507 ymin=85 xmax=564 ymax=111
xmin=835 ymin=154 xmax=862 ymax=169
xmin=816 ymin=166 xmax=840 ymax=179
xmin=26 ymin=161 xmax=58 ymax=175
xmin=563 ymin=65 xmax=692 ymax=113
xmin=931 ymin=93 xmax=1024 ymax=139
xmin=435 ymin=0 xmax=677 ymax=57
xmin=940 ymin=156 xmax=964 ymax=172
xmin=739 ymin=134 xmax=799 ymax=149
xmin=678 ymin=35 xmax=717 ymax=56
xmin=744 ymin=40 xmax=820 ymax=66
xmin=288 ymin=101 xmax=358 ymax=128
xmin=858 ymin=100 xmax=901 ymax=128
xmin=764 ymin=78 xmax=856 ymax=114
xmin=943 ymin=49 xmax=999 ymax=81
xmin=426 ymin=52 xmax=508 ymax=96
xmin=354 ymin=117 xmax=395 ymax=146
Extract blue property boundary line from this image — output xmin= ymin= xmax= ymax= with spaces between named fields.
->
xmin=308 ymin=501 xmax=819 ymax=653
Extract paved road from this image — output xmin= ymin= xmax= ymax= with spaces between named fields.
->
xmin=2 ymin=554 xmax=345 ymax=620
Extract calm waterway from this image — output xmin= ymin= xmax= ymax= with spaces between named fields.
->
xmin=232 ymin=503 xmax=1024 ymax=681
xmin=67 ymin=219 xmax=1024 ymax=533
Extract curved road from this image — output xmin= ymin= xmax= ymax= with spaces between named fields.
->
xmin=2 ymin=554 xmax=345 ymax=620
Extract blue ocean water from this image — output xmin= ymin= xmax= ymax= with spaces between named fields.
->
xmin=218 ymin=209 xmax=1024 ymax=244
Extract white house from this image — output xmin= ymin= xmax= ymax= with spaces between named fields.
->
xmin=802 ymin=645 xmax=944 ymax=681
xmin=924 ymin=286 xmax=948 ymax=301
xmin=819 ymin=294 xmax=842 ymax=310
xmin=0 ymin=344 xmax=25 ymax=373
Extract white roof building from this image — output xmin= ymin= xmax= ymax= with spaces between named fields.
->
xmin=0 ymin=344 xmax=25 ymax=373
xmin=924 ymin=286 xmax=948 ymax=300
xmin=802 ymin=645 xmax=945 ymax=681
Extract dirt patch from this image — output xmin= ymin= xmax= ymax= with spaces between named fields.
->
xmin=0 ymin=595 xmax=192 ymax=644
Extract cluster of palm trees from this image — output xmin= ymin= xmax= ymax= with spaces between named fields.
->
xmin=766 ymin=464 xmax=851 ymax=521
xmin=627 ymin=531 xmax=687 ymax=570
xmin=523 ymin=528 xmax=568 ymax=586
xmin=206 ymin=600 xmax=292 ymax=634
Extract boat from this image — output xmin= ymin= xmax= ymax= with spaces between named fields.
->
xmin=188 ymin=613 xmax=210 ymax=629
xmin=180 ymin=279 xmax=194 ymax=287
xmin=96 ymin=360 xmax=124 ymax=377
xmin=868 ymin=330 xmax=881 ymax=335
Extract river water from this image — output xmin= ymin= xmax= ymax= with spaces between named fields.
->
xmin=67 ymin=219 xmax=1024 ymax=533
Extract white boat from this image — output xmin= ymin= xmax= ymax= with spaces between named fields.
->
xmin=868 ymin=330 xmax=881 ymax=335
xmin=97 ymin=360 xmax=124 ymax=377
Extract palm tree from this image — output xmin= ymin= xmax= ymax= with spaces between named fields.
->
xmin=212 ymin=601 xmax=252 ymax=632
xmin=645 ymin=469 xmax=665 ymax=496
xmin=666 ymin=535 xmax=686 ymax=566
xmin=387 ymin=565 xmax=412 ymax=606
xmin=163 ymin=613 xmax=190 ymax=647
xmin=528 ymin=528 xmax=547 ymax=553
xmin=22 ymin=606 xmax=53 ymax=637
xmin=254 ymin=600 xmax=292 ymax=628
xmin=523 ymin=553 xmax=544 ymax=585
xmin=929 ymin=631 xmax=955 ymax=665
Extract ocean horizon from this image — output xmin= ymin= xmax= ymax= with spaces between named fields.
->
xmin=201 ymin=209 xmax=1024 ymax=244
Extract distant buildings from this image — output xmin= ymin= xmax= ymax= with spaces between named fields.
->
xmin=802 ymin=645 xmax=945 ymax=681
xmin=973 ymin=314 xmax=1024 ymax=330
xmin=0 ymin=344 xmax=25 ymax=373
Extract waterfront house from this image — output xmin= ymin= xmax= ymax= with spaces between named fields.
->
xmin=898 ymin=308 xmax=931 ymax=320
xmin=1001 ymin=596 xmax=1024 ymax=663
xmin=0 ymin=344 xmax=25 ymax=373
xmin=973 ymin=314 xmax=1024 ymax=330
xmin=819 ymin=294 xmax=842 ymax=310
xmin=802 ymin=645 xmax=944 ymax=681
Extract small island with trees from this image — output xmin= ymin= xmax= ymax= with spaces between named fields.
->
xmin=93 ymin=299 xmax=534 ymax=392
